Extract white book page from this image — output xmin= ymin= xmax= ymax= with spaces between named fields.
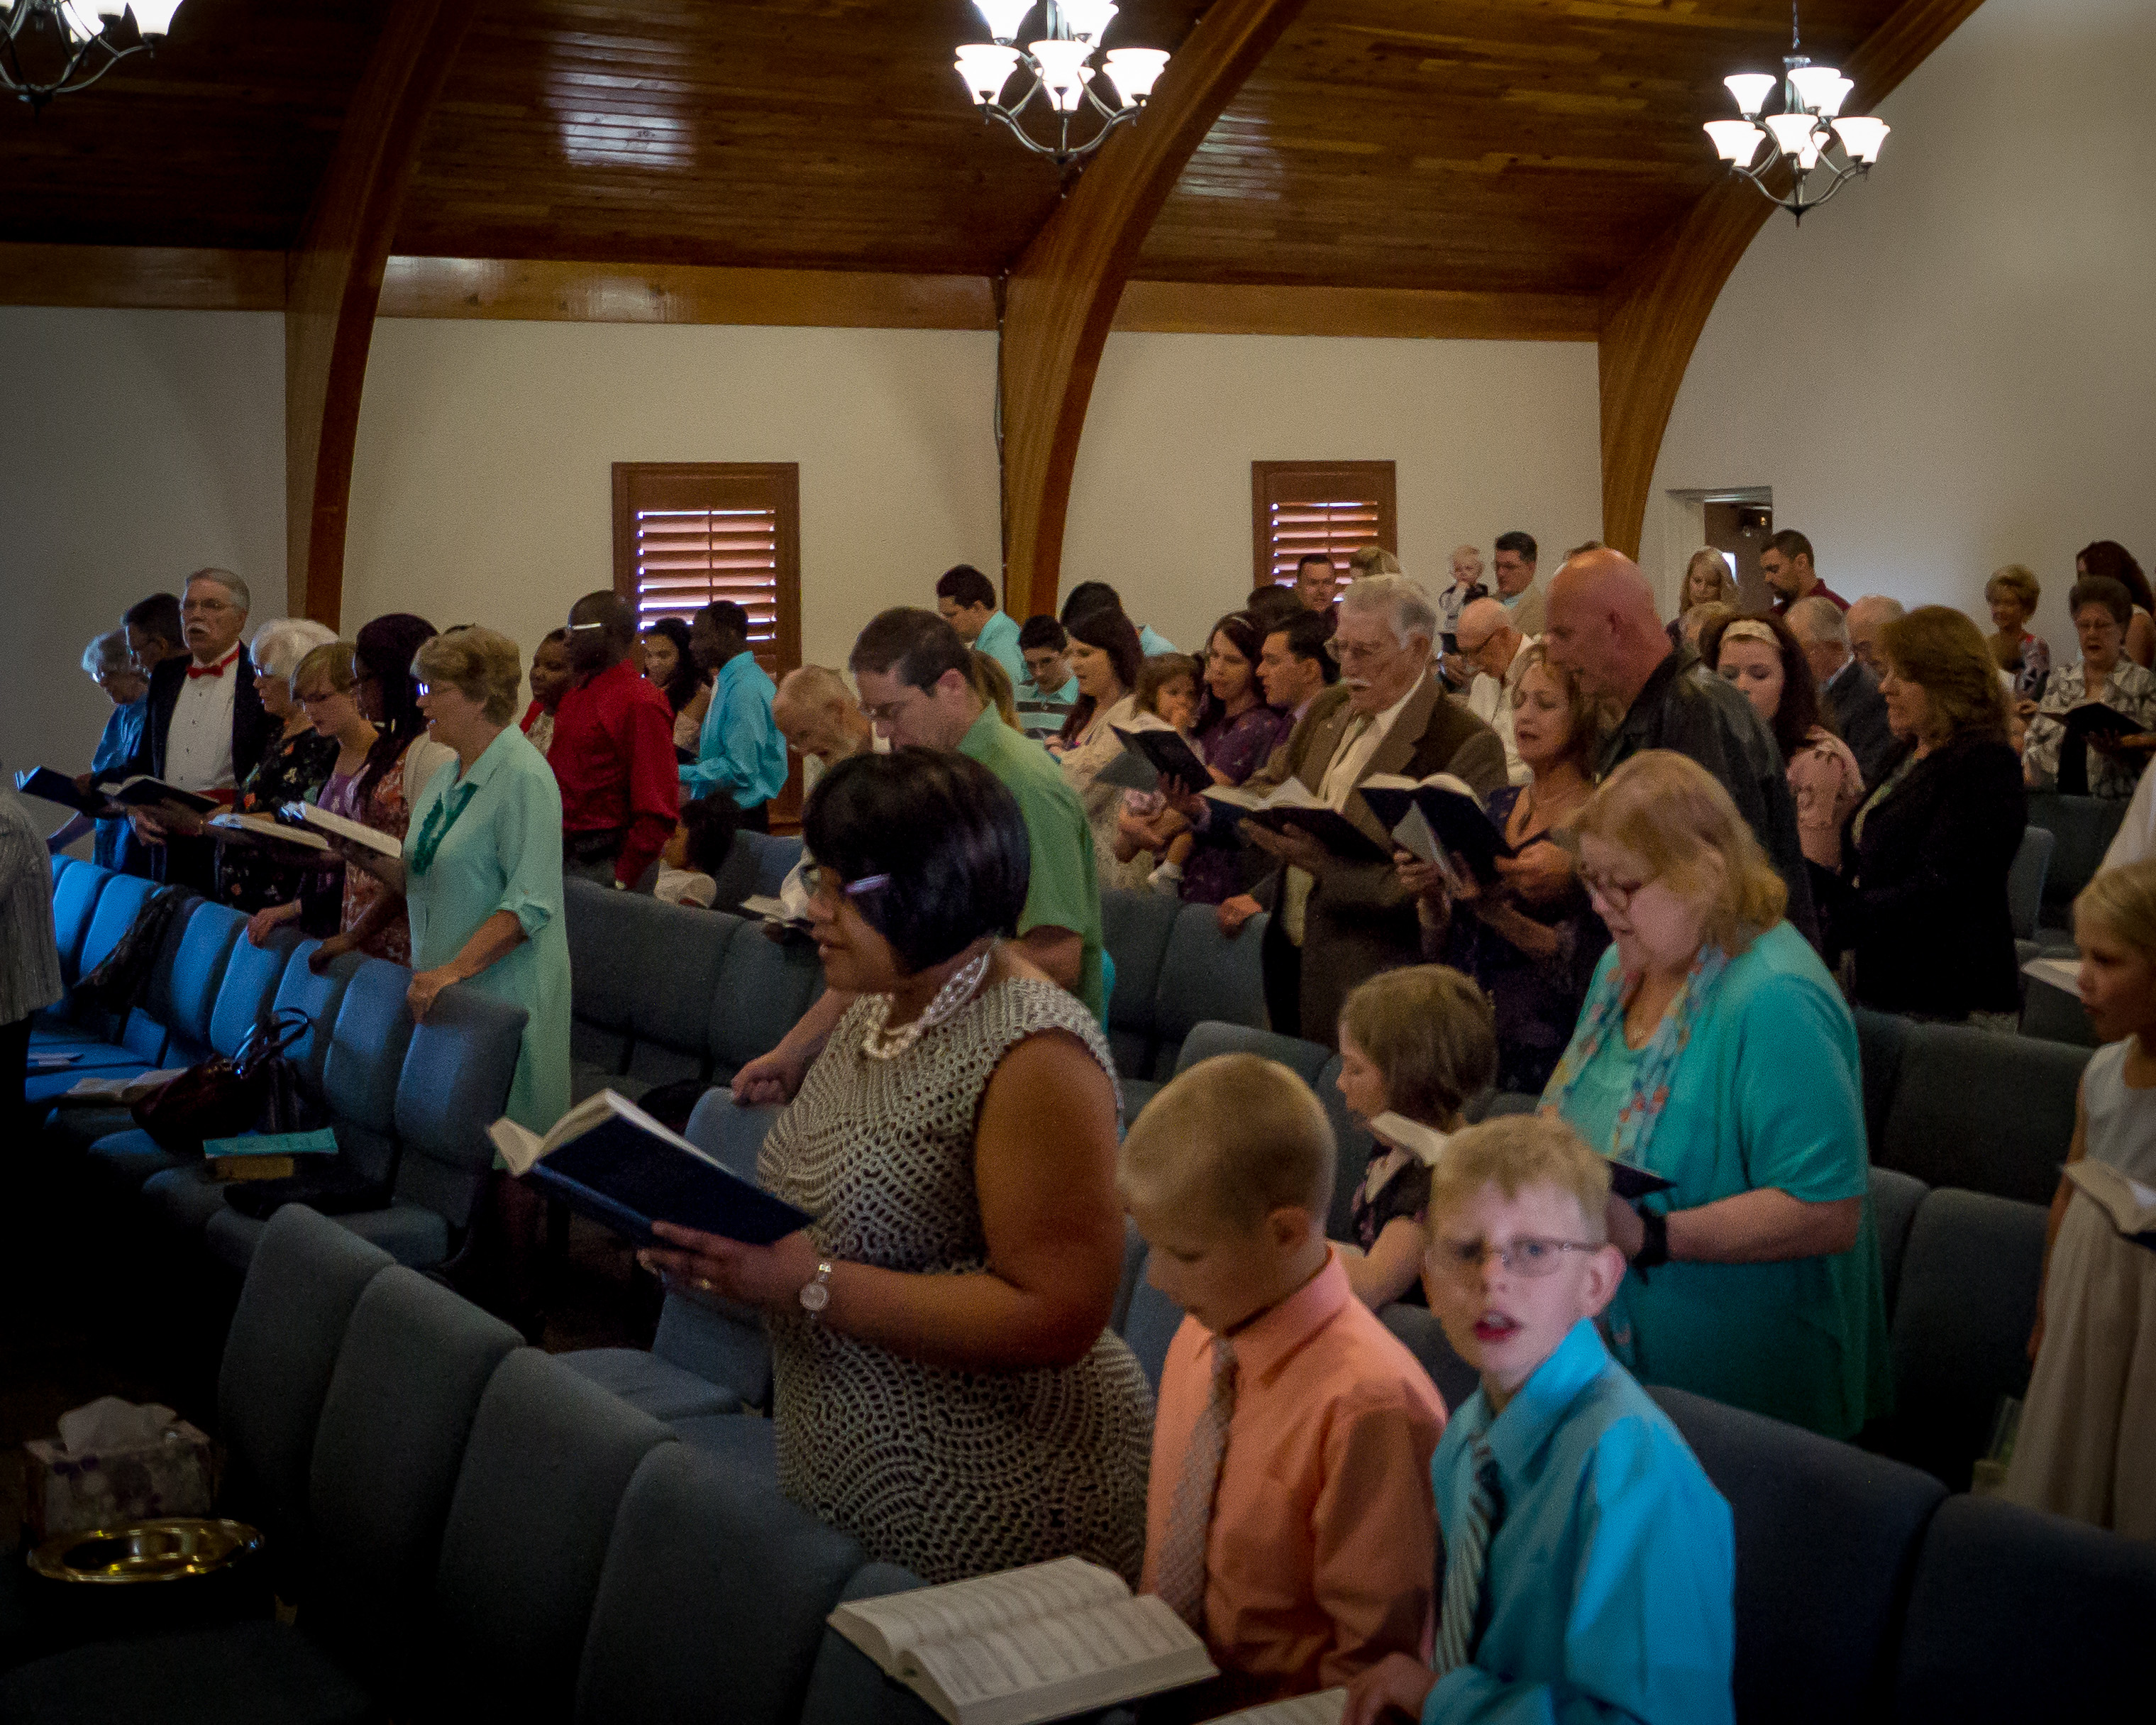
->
xmin=211 ymin=811 xmax=330 ymax=850
xmin=284 ymin=802 xmax=403 ymax=857
xmin=1214 ymin=1690 xmax=1347 ymax=1725
xmin=906 ymin=1594 xmax=1205 ymax=1711
xmin=839 ymin=1557 xmax=1128 ymax=1663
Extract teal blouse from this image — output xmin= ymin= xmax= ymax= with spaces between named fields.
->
xmin=405 ymin=727 xmax=573 ymax=1132
xmin=1547 ymin=921 xmax=1892 ymax=1439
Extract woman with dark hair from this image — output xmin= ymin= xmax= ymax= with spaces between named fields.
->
xmin=2078 ymin=541 xmax=2156 ymax=669
xmin=1702 ymin=610 xmax=1864 ymax=875
xmin=642 ymin=749 xmax=1150 ymax=1585
xmin=1053 ymin=606 xmax=1146 ymax=881
xmin=1825 ymin=605 xmax=2026 ymax=1025
xmin=638 ymin=617 xmax=705 ymax=720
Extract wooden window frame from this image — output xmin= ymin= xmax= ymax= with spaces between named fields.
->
xmin=1251 ymin=459 xmax=1398 ymax=588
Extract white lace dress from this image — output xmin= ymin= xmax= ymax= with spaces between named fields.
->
xmin=758 ymin=974 xmax=1154 ymax=1584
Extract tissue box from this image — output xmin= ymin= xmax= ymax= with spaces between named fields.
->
xmin=23 ymin=1421 xmax=217 ymax=1543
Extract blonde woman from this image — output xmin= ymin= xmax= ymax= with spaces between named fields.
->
xmin=1984 ymin=563 xmax=2050 ymax=700
xmin=1670 ymin=548 xmax=1739 ymax=644
xmin=1545 ymin=749 xmax=1889 ymax=1439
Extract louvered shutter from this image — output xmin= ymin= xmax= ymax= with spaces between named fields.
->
xmin=612 ymin=463 xmax=801 ymax=682
xmin=1251 ymin=461 xmax=1399 ymax=587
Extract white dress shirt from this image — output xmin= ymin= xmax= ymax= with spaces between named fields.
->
xmin=1467 ymin=636 xmax=1537 ymax=786
xmin=165 ymin=646 xmax=241 ymax=794
xmin=1286 ymin=679 xmax=1424 ymax=943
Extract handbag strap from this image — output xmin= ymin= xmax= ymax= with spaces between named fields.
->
xmin=233 ymin=1006 xmax=313 ymax=1076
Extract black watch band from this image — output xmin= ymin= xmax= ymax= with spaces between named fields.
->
xmin=1635 ymin=1208 xmax=1671 ymax=1272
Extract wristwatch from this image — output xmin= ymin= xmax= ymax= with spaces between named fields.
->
xmin=799 ymin=1259 xmax=835 ymax=1319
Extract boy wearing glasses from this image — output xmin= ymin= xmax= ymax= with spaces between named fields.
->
xmin=1345 ymin=1114 xmax=1734 ymax=1725
xmin=1120 ymin=1054 xmax=1447 ymax=1712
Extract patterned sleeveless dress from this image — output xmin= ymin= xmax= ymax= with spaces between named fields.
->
xmin=758 ymin=974 xmax=1154 ymax=1585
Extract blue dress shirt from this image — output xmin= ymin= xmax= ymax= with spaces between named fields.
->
xmin=681 ymin=651 xmax=788 ymax=809
xmin=1425 ymin=1318 xmax=1735 ymax=1725
xmin=1138 ymin=623 xmax=1176 ymax=657
xmin=92 ymin=698 xmax=148 ymax=873
xmin=972 ymin=610 xmax=1031 ymax=690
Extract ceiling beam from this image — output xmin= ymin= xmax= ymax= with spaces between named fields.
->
xmin=284 ymin=0 xmax=480 ymax=622
xmin=997 ymin=0 xmax=1314 ymax=622
xmin=1598 ymin=0 xmax=1989 ymax=559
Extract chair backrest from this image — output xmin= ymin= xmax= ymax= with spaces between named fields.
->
xmin=207 ymin=925 xmax=299 ymax=1059
xmin=1891 ymin=1494 xmax=2156 ymax=1725
xmin=1146 ymin=903 xmax=1269 ymax=1079
xmin=1313 ymin=1052 xmax=1378 ymax=1243
xmin=1111 ymin=1218 xmax=1149 ymax=1335
xmin=1374 ymin=1302 xmax=1478 ymax=1411
xmin=1877 ymin=1020 xmax=2087 ymax=1204
xmin=650 ymin=1286 xmax=772 ymax=1411
xmin=707 ymin=919 xmax=825 ymax=1078
xmin=797 ymin=1562 xmax=946 ymax=1725
xmin=429 ymin=1351 xmax=675 ymax=1721
xmin=1867 ymin=1167 xmax=1928 ymax=1323
xmin=2020 ymin=972 xmax=2099 ymax=1047
xmin=304 ymin=1268 xmax=523 ymax=1682
xmin=623 ymin=895 xmax=736 ymax=1091
xmin=1173 ymin=1020 xmax=1332 ymax=1086
xmin=1099 ymin=888 xmax=1182 ymax=1077
xmin=1852 ymin=1008 xmax=1909 ymax=1161
xmin=741 ymin=830 xmax=805 ymax=898
xmin=148 ymin=899 xmax=245 ymax=1060
xmin=573 ymin=1444 xmax=867 ymax=1725
xmin=51 ymin=860 xmax=114 ymax=984
xmin=1649 ymin=1385 xmax=1946 ymax=1725
xmin=1874 ymin=1187 xmax=2047 ymax=1490
xmin=216 ymin=1204 xmax=397 ymax=1561
xmin=565 ymin=876 xmax=637 ymax=1081
xmin=321 ymin=957 xmax=419 ymax=1186
xmin=1120 ymin=1270 xmax=1185 ymax=1394
xmin=390 ymin=986 xmax=529 ymax=1230
xmin=272 ymin=940 xmax=362 ymax=1095
xmin=683 ymin=1090 xmax=780 ymax=1182
xmin=2005 ymin=825 xmax=2052 ymax=942
xmin=2024 ymin=790 xmax=2126 ymax=925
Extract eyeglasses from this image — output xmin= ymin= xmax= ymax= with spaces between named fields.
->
xmin=1432 ymin=1235 xmax=1601 ymax=1279
xmin=800 ymin=863 xmax=893 ymax=903
xmin=1578 ymin=868 xmax=1649 ymax=911
xmin=1325 ymin=637 xmax=1397 ymax=667
xmin=858 ymin=695 xmax=916 ymax=725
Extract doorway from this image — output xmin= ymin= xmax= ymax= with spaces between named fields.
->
xmin=1704 ymin=497 xmax=1774 ymax=613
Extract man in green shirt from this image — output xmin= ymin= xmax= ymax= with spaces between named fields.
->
xmin=730 ymin=608 xmax=1104 ymax=1105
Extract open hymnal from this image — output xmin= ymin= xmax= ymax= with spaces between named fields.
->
xmin=209 ymin=811 xmax=331 ymax=852
xmin=60 ymin=1069 xmax=187 ymax=1106
xmin=2064 ymin=1159 xmax=2156 ymax=1242
xmin=488 ymin=1089 xmax=812 ymax=1250
xmin=1373 ymin=1108 xmax=1673 ymax=1201
xmin=1202 ymin=781 xmax=1391 ymax=864
xmin=826 ymin=1555 xmax=1217 ymax=1725
xmin=740 ymin=893 xmax=814 ymax=935
xmin=1111 ymin=722 xmax=1212 ymax=793
xmin=277 ymin=802 xmax=402 ymax=859
xmin=1359 ymin=773 xmax=1516 ymax=887
xmin=16 ymin=768 xmax=220 ymax=818
xmin=2020 ymin=954 xmax=2081 ymax=997
xmin=1210 ymin=1693 xmax=1347 ymax=1725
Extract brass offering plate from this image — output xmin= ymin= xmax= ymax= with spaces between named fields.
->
xmin=28 ymin=1518 xmax=262 ymax=1585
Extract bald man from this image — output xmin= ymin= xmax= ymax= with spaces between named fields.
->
xmin=1545 ymin=549 xmax=1817 ymax=941
xmin=1455 ymin=597 xmax=1533 ymax=786
xmin=773 ymin=665 xmax=878 ymax=799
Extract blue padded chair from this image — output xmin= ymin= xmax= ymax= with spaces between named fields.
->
xmin=426 ymin=1352 xmax=675 ymax=1721
xmin=684 ymin=1089 xmax=780 ymax=1179
xmin=2024 ymin=790 xmax=2125 ymax=929
xmin=1650 ymin=1386 xmax=1946 ymax=1725
xmin=32 ymin=865 xmax=145 ymax=1052
xmin=1313 ymin=1052 xmax=1378 ymax=1244
xmin=1891 ymin=1494 xmax=2156 ymax=1725
xmin=1110 ymin=1218 xmax=1148 ymax=1335
xmin=706 ymin=916 xmax=825 ymax=1084
xmin=2020 ymin=967 xmax=2099 ymax=1047
xmin=1120 ymin=1267 xmax=1184 ymax=1394
xmin=1173 ymin=1020 xmax=1331 ymax=1086
xmin=572 ymin=1444 xmax=866 ymax=1725
xmin=740 ymin=830 xmax=805 ymax=899
xmin=39 ymin=887 xmax=200 ymax=1148
xmin=1875 ymin=1019 xmax=2086 ymax=1205
xmin=562 ymin=1289 xmax=753 ymax=1422
xmin=1146 ymin=903 xmax=1269 ymax=1080
xmin=1852 ymin=1007 xmax=1909 ymax=1163
xmin=2005 ymin=825 xmax=2052 ymax=943
xmin=798 ymin=1563 xmax=946 ymax=1725
xmin=1375 ymin=1302 xmax=1478 ymax=1411
xmin=564 ymin=877 xmax=637 ymax=1100
xmin=1869 ymin=1166 xmax=1928 ymax=1323
xmin=146 ymin=899 xmax=245 ymax=1067
xmin=620 ymin=895 xmax=735 ymax=1096
xmin=1871 ymin=1187 xmax=2047 ymax=1490
xmin=1099 ymin=888 xmax=1181 ymax=1079
xmin=668 ymin=1410 xmax=779 ymax=1477
xmin=45 ymin=858 xmax=107 ymax=988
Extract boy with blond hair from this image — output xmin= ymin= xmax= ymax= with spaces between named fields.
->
xmin=1345 ymin=1115 xmax=1735 ymax=1725
xmin=1121 ymin=1054 xmax=1447 ymax=1711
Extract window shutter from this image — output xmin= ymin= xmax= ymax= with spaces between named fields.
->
xmin=1251 ymin=461 xmax=1398 ymax=587
xmin=612 ymin=463 xmax=801 ymax=683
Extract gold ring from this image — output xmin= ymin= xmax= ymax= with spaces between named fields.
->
xmin=695 ymin=1277 xmax=716 ymax=1293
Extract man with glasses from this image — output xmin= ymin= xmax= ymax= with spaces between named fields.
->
xmin=1454 ymin=597 xmax=1535 ymax=787
xmin=729 ymin=608 xmax=1104 ymax=1106
xmin=1183 ymin=575 xmax=1506 ymax=1043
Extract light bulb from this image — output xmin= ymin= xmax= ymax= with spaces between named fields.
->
xmin=1763 ymin=111 xmax=1820 ymax=157
xmin=1029 ymin=37 xmax=1093 ymax=101
xmin=1787 ymin=64 xmax=1845 ymax=114
xmin=1832 ymin=116 xmax=1889 ymax=163
xmin=973 ymin=0 xmax=1033 ymax=46
xmin=1058 ymin=0 xmax=1117 ymax=43
xmin=954 ymin=45 xmax=1021 ymax=106
xmin=1101 ymin=47 xmax=1167 ymax=103
xmin=1703 ymin=120 xmax=1764 ymax=167
xmin=1724 ymin=73 xmax=1776 ymax=118
xmin=126 ymin=0 xmax=180 ymax=35
xmin=62 ymin=2 xmax=109 ymax=41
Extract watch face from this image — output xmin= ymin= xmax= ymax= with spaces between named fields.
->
xmin=799 ymin=1279 xmax=831 ymax=1313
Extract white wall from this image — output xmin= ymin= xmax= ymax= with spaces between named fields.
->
xmin=1070 ymin=332 xmax=1604 ymax=652
xmin=1646 ymin=0 xmax=2156 ymax=651
xmin=343 ymin=321 xmax=1006 ymax=675
xmin=0 ymin=307 xmax=285 ymax=832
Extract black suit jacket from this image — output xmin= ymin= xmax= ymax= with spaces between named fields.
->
xmin=121 ymin=650 xmax=273 ymax=793
xmin=1830 ymin=734 xmax=2025 ymax=1018
xmin=1821 ymin=656 xmax=1907 ymax=789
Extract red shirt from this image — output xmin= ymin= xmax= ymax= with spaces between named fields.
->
xmin=1774 ymin=580 xmax=1850 ymax=613
xmin=546 ymin=657 xmax=680 ymax=886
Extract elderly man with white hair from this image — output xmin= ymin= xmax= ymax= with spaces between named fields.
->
xmin=1455 ymin=595 xmax=1535 ymax=786
xmin=1787 ymin=595 xmax=1904 ymax=788
xmin=1193 ymin=573 xmax=1506 ymax=1044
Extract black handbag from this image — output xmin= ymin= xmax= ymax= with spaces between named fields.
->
xmin=132 ymin=1010 xmax=317 ymax=1152
xmin=220 ymin=1010 xmax=394 ymax=1220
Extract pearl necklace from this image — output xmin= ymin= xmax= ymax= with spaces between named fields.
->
xmin=860 ymin=949 xmax=994 ymax=1062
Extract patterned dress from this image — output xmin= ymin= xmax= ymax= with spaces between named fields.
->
xmin=1181 ymin=701 xmax=1292 ymax=905
xmin=216 ymin=722 xmax=339 ymax=915
xmin=321 ymin=746 xmax=417 ymax=966
xmin=759 ymin=974 xmax=1154 ymax=1585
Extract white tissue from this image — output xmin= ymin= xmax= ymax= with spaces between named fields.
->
xmin=55 ymin=1396 xmax=177 ymax=1456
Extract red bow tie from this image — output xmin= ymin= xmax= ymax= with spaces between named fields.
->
xmin=187 ymin=651 xmax=238 ymax=680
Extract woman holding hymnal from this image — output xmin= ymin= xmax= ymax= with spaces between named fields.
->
xmin=638 ymin=749 xmax=1151 ymax=1587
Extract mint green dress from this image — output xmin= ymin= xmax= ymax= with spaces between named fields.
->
xmin=405 ymin=726 xmax=573 ymax=1132
xmin=1547 ymin=920 xmax=1892 ymax=1440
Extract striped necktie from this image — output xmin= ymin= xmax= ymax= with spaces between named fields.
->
xmin=1432 ymin=1438 xmax=1505 ymax=1679
xmin=1154 ymin=1339 xmax=1237 ymax=1628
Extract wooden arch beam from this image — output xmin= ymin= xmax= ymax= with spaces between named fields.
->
xmin=285 ymin=0 xmax=481 ymax=622
xmin=1598 ymin=0 xmax=1989 ymax=559
xmin=999 ymin=0 xmax=1312 ymax=622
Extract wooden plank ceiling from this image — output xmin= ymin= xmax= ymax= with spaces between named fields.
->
xmin=0 ymin=0 xmax=1908 ymax=298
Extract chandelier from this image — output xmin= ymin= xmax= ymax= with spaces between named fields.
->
xmin=2 ymin=1 xmax=180 ymax=111
xmin=953 ymin=1 xmax=1170 ymax=167
xmin=1702 ymin=2 xmax=1889 ymax=224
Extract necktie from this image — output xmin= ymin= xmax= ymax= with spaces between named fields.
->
xmin=187 ymin=651 xmax=234 ymax=680
xmin=1432 ymin=1438 xmax=1505 ymax=1679
xmin=1283 ymin=712 xmax=1374 ymax=944
xmin=1154 ymin=1339 xmax=1237 ymax=1628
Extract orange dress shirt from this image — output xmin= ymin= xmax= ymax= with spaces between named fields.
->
xmin=1141 ymin=1249 xmax=1448 ymax=1702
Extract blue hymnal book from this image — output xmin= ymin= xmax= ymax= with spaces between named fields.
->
xmin=488 ymin=1089 xmax=812 ymax=1250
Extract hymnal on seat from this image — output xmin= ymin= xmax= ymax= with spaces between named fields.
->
xmin=488 ymin=1089 xmax=812 ymax=1250
xmin=825 ymin=1554 xmax=1217 ymax=1725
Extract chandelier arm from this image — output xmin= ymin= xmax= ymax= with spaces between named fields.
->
xmin=1078 ymin=77 xmax=1125 ymax=123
